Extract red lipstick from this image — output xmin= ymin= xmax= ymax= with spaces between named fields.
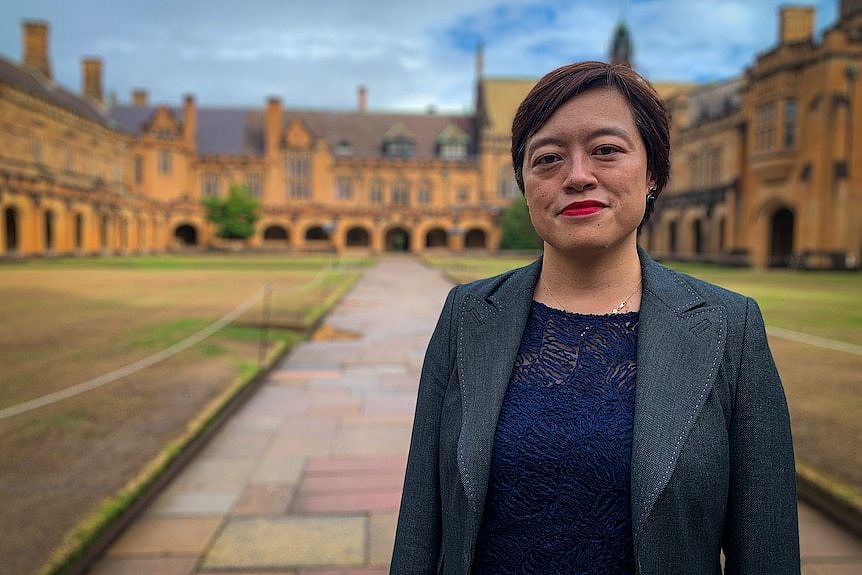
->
xmin=561 ymin=200 xmax=606 ymax=217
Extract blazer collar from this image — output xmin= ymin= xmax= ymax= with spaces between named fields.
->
xmin=453 ymin=249 xmax=727 ymax=547
xmin=631 ymin=247 xmax=727 ymax=544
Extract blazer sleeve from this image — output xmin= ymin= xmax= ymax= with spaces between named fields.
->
xmin=390 ymin=285 xmax=459 ymax=574
xmin=722 ymin=297 xmax=800 ymax=574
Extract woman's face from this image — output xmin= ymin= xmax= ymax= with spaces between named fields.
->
xmin=522 ymin=87 xmax=653 ymax=258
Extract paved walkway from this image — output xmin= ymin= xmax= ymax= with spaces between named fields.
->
xmin=89 ymin=256 xmax=861 ymax=574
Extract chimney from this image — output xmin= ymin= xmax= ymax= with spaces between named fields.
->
xmin=183 ymin=94 xmax=197 ymax=149
xmin=265 ymin=96 xmax=283 ymax=157
xmin=779 ymin=6 xmax=815 ymax=44
xmin=82 ymin=57 xmax=103 ymax=104
xmin=132 ymin=89 xmax=149 ymax=107
xmin=22 ymin=20 xmax=51 ymax=79
xmin=357 ymin=85 xmax=367 ymax=113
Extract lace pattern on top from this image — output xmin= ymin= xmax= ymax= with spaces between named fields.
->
xmin=472 ymin=301 xmax=639 ymax=575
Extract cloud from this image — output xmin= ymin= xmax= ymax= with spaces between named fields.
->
xmin=0 ymin=0 xmax=843 ymax=112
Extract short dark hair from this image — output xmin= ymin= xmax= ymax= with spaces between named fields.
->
xmin=512 ymin=61 xmax=670 ymax=196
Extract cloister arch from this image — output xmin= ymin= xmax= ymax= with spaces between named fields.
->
xmin=345 ymin=226 xmax=371 ymax=247
xmin=174 ymin=224 xmax=198 ymax=246
xmin=385 ymin=227 xmax=410 ymax=252
xmin=263 ymin=225 xmax=289 ymax=241
xmin=692 ymin=218 xmax=704 ymax=255
xmin=4 ymin=207 xmax=19 ymax=253
xmin=769 ymin=208 xmax=794 ymax=267
xmin=74 ymin=213 xmax=85 ymax=250
xmin=305 ymin=226 xmax=329 ymax=241
xmin=464 ymin=228 xmax=487 ymax=249
xmin=425 ymin=227 xmax=448 ymax=248
xmin=44 ymin=210 xmax=55 ymax=251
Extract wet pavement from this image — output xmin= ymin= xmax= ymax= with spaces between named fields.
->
xmin=87 ymin=256 xmax=862 ymax=574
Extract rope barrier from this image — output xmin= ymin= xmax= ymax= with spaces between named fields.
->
xmin=0 ymin=256 xmax=354 ymax=422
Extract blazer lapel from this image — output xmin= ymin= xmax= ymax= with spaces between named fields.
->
xmin=456 ymin=259 xmax=541 ymax=538
xmin=630 ymin=250 xmax=727 ymax=543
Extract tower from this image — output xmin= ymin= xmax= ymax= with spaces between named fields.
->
xmin=610 ymin=20 xmax=633 ymax=67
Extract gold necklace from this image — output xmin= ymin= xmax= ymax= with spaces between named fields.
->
xmin=543 ymin=277 xmax=642 ymax=315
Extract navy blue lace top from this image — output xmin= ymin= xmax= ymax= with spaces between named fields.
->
xmin=472 ymin=301 xmax=639 ymax=574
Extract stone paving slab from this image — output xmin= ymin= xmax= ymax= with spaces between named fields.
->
xmin=107 ymin=516 xmax=223 ymax=556
xmin=202 ymin=517 xmax=366 ymax=570
xmin=89 ymin=557 xmax=198 ymax=575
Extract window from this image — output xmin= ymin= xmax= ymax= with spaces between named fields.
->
xmin=245 ymin=172 xmax=263 ymax=197
xmin=289 ymin=181 xmax=310 ymax=199
xmin=31 ymin=137 xmax=42 ymax=163
xmin=202 ymin=173 xmax=220 ymax=197
xmin=159 ymin=149 xmax=172 ymax=174
xmin=418 ymin=180 xmax=433 ymax=204
xmin=335 ymin=140 xmax=352 ymax=157
xmin=65 ymin=148 xmax=74 ymax=172
xmin=708 ymin=146 xmax=723 ymax=185
xmin=336 ymin=177 xmax=354 ymax=200
xmin=370 ymin=179 xmax=384 ymax=204
xmin=392 ymin=180 xmax=410 ymax=205
xmin=286 ymin=154 xmax=311 ymax=199
xmin=784 ymin=99 xmax=796 ymax=149
xmin=439 ymin=140 xmax=467 ymax=160
xmin=755 ymin=103 xmax=776 ymax=153
xmin=134 ymin=155 xmax=143 ymax=184
xmin=385 ymin=137 xmax=415 ymax=158
xmin=289 ymin=156 xmax=310 ymax=178
xmin=457 ymin=187 xmax=469 ymax=203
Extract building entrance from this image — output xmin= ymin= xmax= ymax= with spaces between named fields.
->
xmin=769 ymin=208 xmax=794 ymax=267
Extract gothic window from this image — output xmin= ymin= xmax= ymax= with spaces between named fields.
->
xmin=370 ymin=179 xmax=384 ymax=204
xmin=159 ymin=149 xmax=172 ymax=174
xmin=202 ymin=173 xmax=220 ymax=197
xmin=392 ymin=180 xmax=410 ymax=205
xmin=245 ymin=172 xmax=263 ymax=197
xmin=498 ymin=166 xmax=521 ymax=199
xmin=286 ymin=154 xmax=311 ymax=199
xmin=755 ymin=102 xmax=776 ymax=153
xmin=134 ymin=155 xmax=143 ymax=184
xmin=784 ymin=99 xmax=797 ymax=149
xmin=418 ymin=180 xmax=433 ymax=204
xmin=336 ymin=177 xmax=354 ymax=200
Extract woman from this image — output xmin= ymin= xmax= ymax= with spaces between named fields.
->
xmin=391 ymin=61 xmax=799 ymax=574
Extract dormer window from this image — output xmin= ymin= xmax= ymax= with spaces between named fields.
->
xmin=383 ymin=123 xmax=417 ymax=158
xmin=385 ymin=136 xmax=415 ymax=158
xmin=335 ymin=140 xmax=352 ymax=157
xmin=437 ymin=124 xmax=470 ymax=160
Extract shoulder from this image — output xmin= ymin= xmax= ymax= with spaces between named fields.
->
xmin=642 ymin=254 xmax=752 ymax=313
xmin=452 ymin=258 xmax=541 ymax=305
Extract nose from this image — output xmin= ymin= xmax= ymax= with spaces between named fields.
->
xmin=563 ymin=154 xmax=598 ymax=192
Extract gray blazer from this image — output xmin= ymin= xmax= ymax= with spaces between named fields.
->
xmin=391 ymin=249 xmax=799 ymax=574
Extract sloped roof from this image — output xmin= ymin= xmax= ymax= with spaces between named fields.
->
xmin=285 ymin=110 xmax=476 ymax=160
xmin=111 ymin=106 xmax=265 ymax=155
xmin=0 ymin=55 xmax=116 ymax=128
xmin=110 ymin=104 xmax=475 ymax=159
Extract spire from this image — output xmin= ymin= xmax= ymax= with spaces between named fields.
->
xmin=475 ymin=41 xmax=485 ymax=80
xmin=610 ymin=20 xmax=633 ymax=67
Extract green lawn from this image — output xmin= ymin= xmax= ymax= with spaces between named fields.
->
xmin=424 ymin=254 xmax=861 ymax=344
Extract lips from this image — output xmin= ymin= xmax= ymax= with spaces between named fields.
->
xmin=560 ymin=200 xmax=607 ymax=217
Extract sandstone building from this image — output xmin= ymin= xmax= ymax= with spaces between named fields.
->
xmin=1 ymin=1 xmax=860 ymax=268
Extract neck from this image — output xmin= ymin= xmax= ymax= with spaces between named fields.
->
xmin=536 ymin=240 xmax=642 ymax=314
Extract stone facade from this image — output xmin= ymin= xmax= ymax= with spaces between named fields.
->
xmin=2 ymin=2 xmax=861 ymax=267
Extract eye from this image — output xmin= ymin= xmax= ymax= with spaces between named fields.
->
xmin=534 ymin=153 xmax=561 ymax=166
xmin=594 ymin=145 xmax=620 ymax=156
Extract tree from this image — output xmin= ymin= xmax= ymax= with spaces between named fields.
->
xmin=202 ymin=184 xmax=261 ymax=240
xmin=499 ymin=196 xmax=542 ymax=250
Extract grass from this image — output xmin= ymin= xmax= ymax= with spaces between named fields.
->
xmin=422 ymin=253 xmax=862 ymax=503
xmin=0 ymin=253 xmax=365 ymax=575
xmin=423 ymin=254 xmax=861 ymax=344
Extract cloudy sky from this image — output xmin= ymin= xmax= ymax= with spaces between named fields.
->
xmin=0 ymin=0 xmax=839 ymax=113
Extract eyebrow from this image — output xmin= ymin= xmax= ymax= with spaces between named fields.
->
xmin=526 ymin=126 xmax=635 ymax=158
